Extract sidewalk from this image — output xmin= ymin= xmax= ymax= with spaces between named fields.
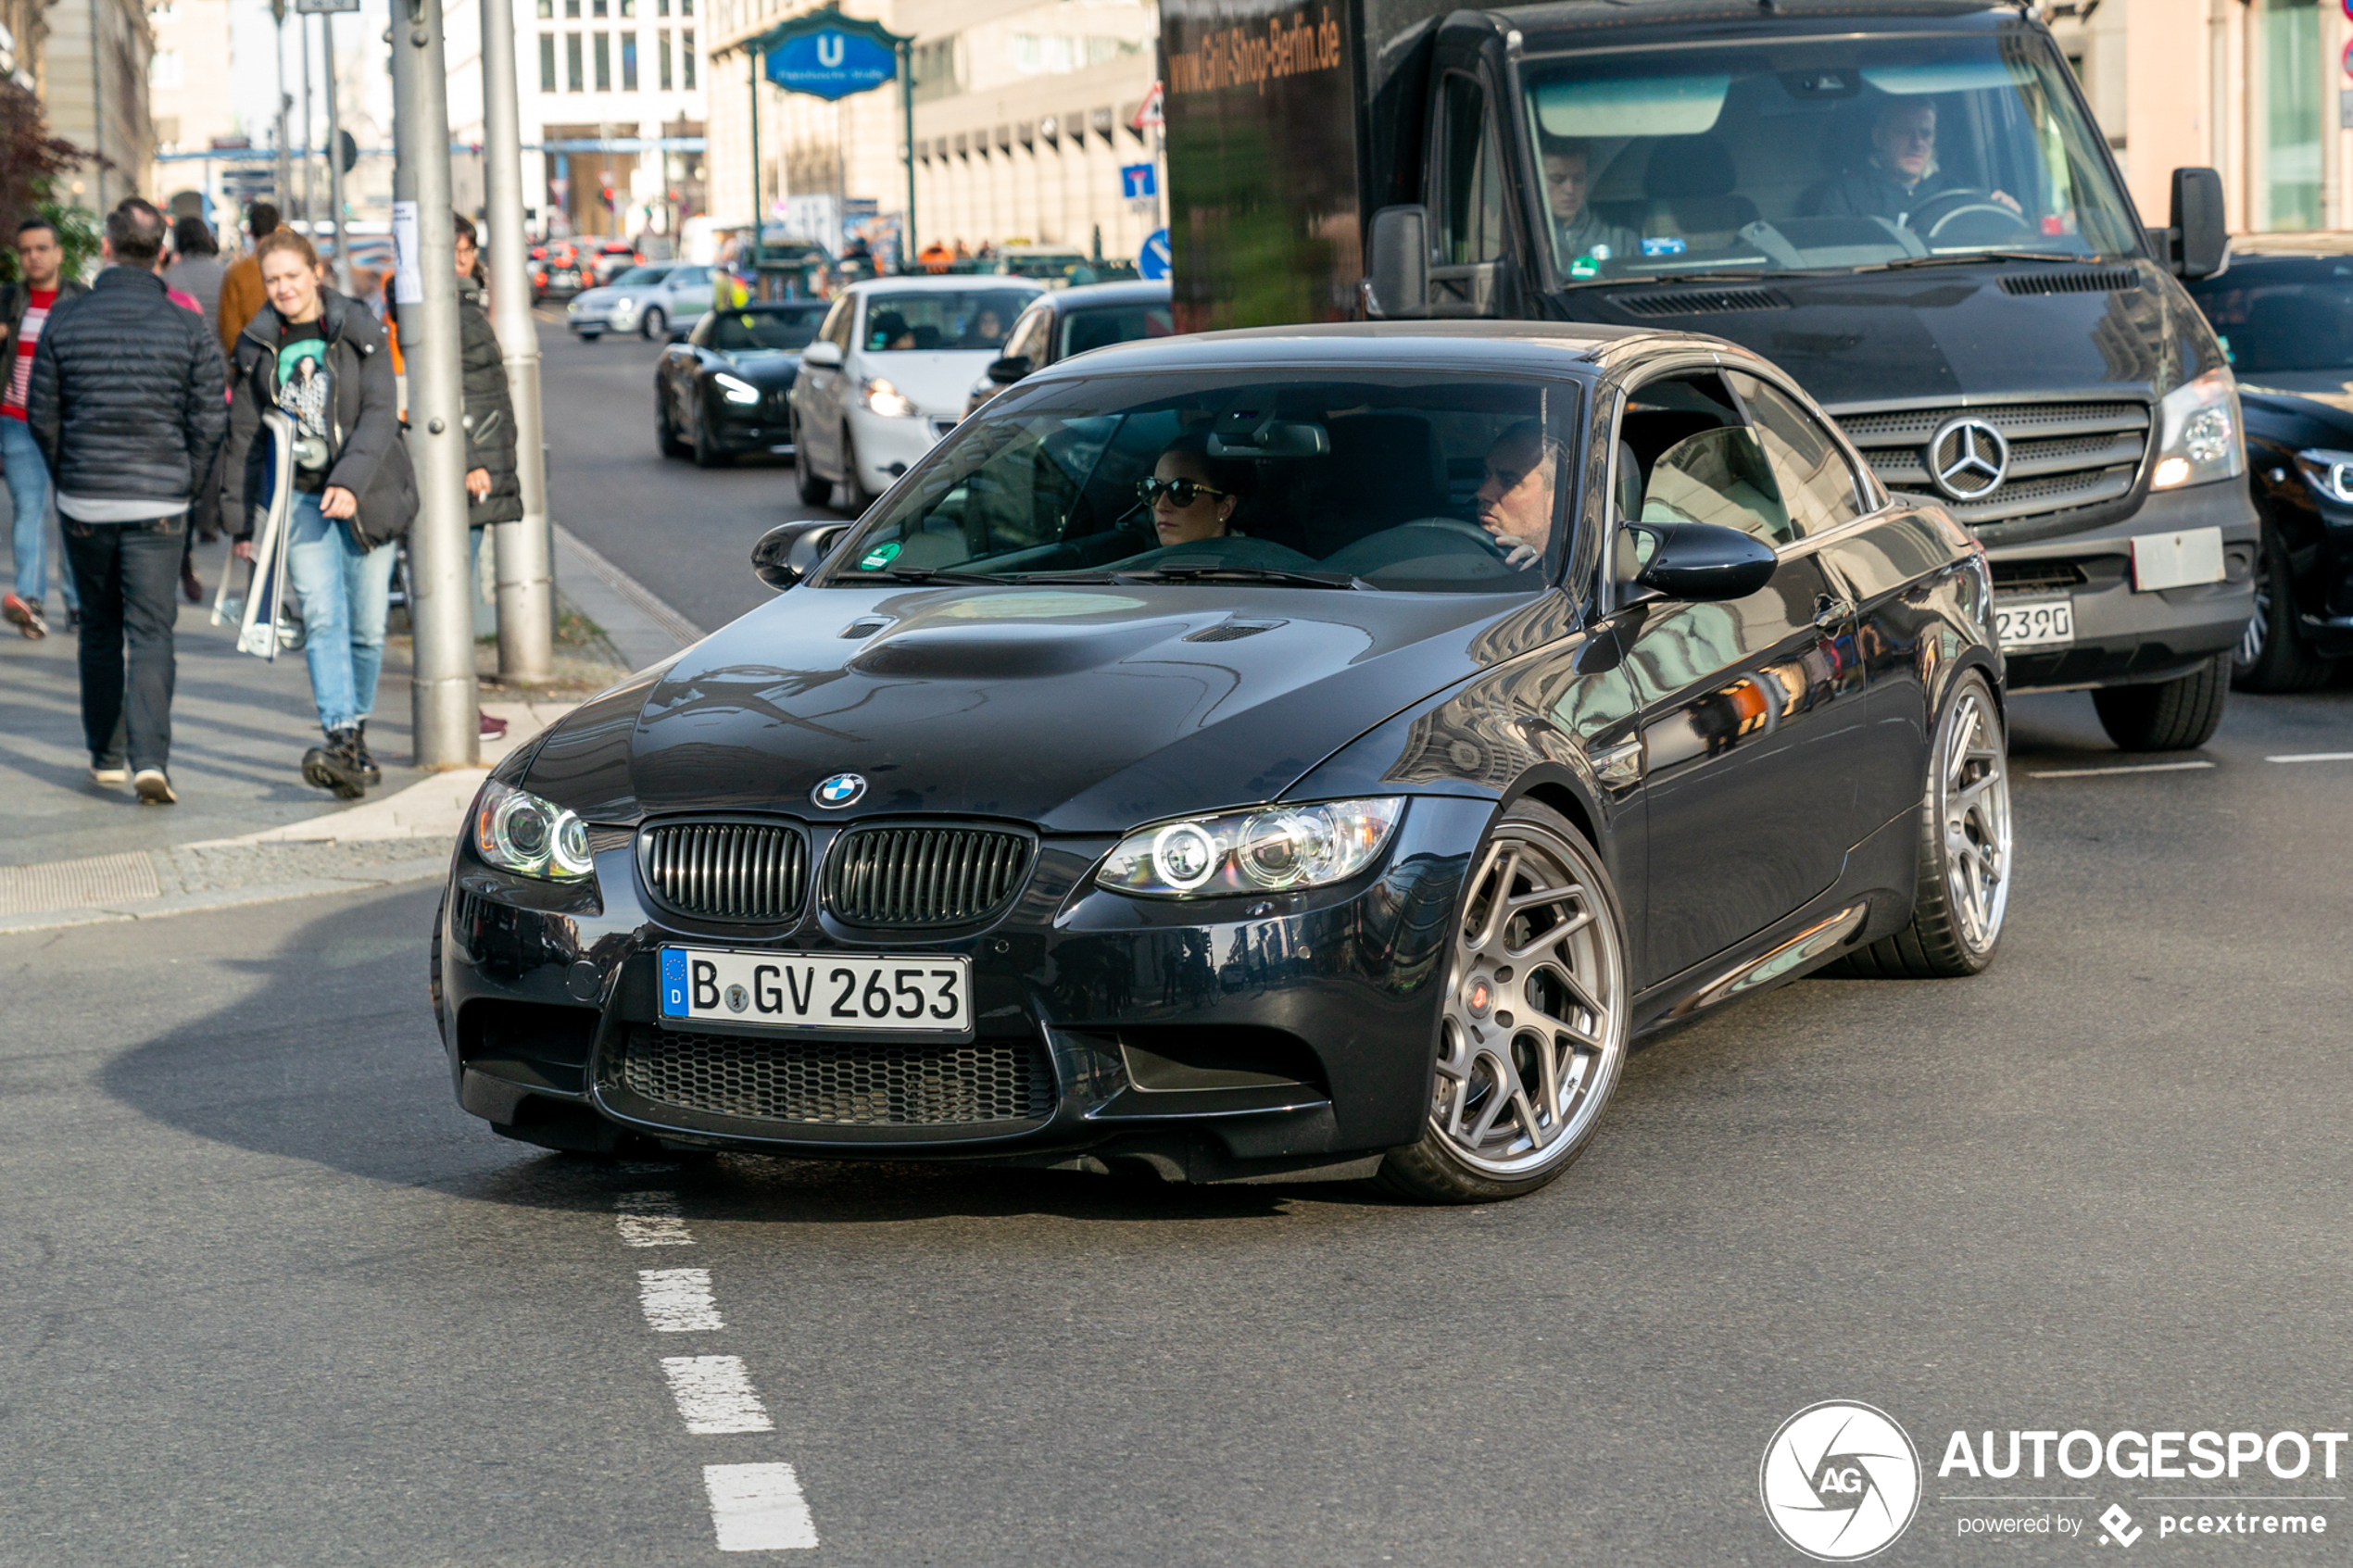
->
xmin=0 ymin=531 xmax=702 ymax=934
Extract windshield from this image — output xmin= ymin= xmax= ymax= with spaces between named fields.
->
xmin=611 ymin=265 xmax=668 ymax=287
xmin=2184 ymin=257 xmax=2353 ymax=375
xmin=1516 ymin=31 xmax=2141 ymax=282
xmin=711 ymin=308 xmax=824 ymax=351
xmin=1060 ymin=303 xmax=1176 ymax=358
xmin=813 ymin=372 xmax=1577 ymax=594
xmin=862 ymin=290 xmax=1035 ymax=351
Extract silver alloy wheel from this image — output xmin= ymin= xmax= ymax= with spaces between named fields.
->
xmin=1937 ymin=683 xmax=2012 ymax=956
xmin=1430 ymin=822 xmax=1628 ymax=1177
xmin=2239 ymin=575 xmax=2271 ymax=669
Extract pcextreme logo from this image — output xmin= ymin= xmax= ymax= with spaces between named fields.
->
xmin=1761 ymin=1401 xmax=1924 ymax=1561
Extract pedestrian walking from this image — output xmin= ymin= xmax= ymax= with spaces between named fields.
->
xmin=215 ymin=202 xmax=278 ymax=358
xmin=221 ymin=226 xmax=416 ymax=800
xmin=2 ymin=216 xmax=88 ymax=639
xmin=24 ymin=198 xmax=228 ymax=804
xmin=165 ymin=217 xmax=226 ymax=337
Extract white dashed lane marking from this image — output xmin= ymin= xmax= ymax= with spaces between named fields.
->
xmin=2031 ymin=760 xmax=2217 ymax=779
xmin=639 ymin=1268 xmax=725 ymax=1332
xmin=661 ymin=1355 xmax=775 ymax=1435
xmin=616 ymin=1190 xmax=695 ymax=1247
xmin=705 ymin=1463 xmax=822 ymax=1551
xmin=2267 ymin=752 xmax=2353 ymax=764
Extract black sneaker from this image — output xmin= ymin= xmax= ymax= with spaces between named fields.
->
xmin=352 ymin=720 xmax=384 ymax=787
xmin=302 ymin=727 xmax=371 ymax=799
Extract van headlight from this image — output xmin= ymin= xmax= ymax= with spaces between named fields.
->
xmin=2151 ymin=369 xmax=2246 ymax=490
xmin=473 ymin=780 xmax=596 ymax=883
xmin=862 ymin=377 xmax=918 ymax=418
xmin=1098 ymin=798 xmax=1405 ymax=897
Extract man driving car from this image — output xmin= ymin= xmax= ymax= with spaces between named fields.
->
xmin=1476 ymin=420 xmax=1559 ymax=568
xmin=1813 ymin=98 xmax=2019 ymax=227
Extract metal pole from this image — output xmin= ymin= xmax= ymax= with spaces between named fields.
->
xmin=481 ymin=0 xmax=555 ymax=682
xmin=301 ymin=13 xmax=315 ymax=224
xmin=900 ymin=41 xmax=915 ymax=268
xmin=271 ymin=0 xmax=291 ymax=221
xmin=391 ymin=0 xmax=481 ymax=767
xmin=322 ymin=11 xmax=348 ymax=293
xmin=747 ymin=51 xmax=761 ymax=271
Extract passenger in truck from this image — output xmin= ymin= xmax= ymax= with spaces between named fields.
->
xmin=1811 ymin=98 xmax=2019 ymax=226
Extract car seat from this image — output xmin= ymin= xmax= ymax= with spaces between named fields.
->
xmin=1296 ymin=414 xmax=1449 ymax=558
xmin=1642 ymin=136 xmax=1758 ymax=250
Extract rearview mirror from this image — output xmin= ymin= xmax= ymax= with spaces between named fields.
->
xmin=2170 ymin=167 xmax=2227 ymax=280
xmin=800 ymin=339 xmax=844 ymax=369
xmin=986 ymin=354 xmax=1032 ymax=386
xmin=1364 ymin=206 xmax=1428 ymax=320
xmin=751 ymin=520 xmax=849 ymax=591
xmin=1633 ymin=522 xmax=1778 ymax=602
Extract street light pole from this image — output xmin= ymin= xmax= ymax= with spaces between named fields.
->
xmin=300 ymin=12 xmax=314 ymax=224
xmin=271 ymin=0 xmax=291 ymax=220
xmin=321 ymin=11 xmax=347 ymax=293
xmin=390 ymin=0 xmax=481 ymax=767
xmin=480 ymin=0 xmax=555 ymax=683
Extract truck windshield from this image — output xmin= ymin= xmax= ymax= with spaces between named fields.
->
xmin=1516 ymin=33 xmax=2139 ymax=283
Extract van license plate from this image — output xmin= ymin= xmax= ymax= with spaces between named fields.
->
xmin=659 ymin=947 xmax=972 ymax=1034
xmin=1994 ymin=596 xmax=2074 ymax=650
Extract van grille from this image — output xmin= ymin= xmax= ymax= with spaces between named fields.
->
xmin=621 ymin=1025 xmax=1055 ymax=1126
xmin=641 ymin=821 xmax=807 ymax=922
xmin=823 ymin=825 xmax=1031 ymax=929
xmin=1610 ymin=287 xmax=1787 ymax=317
xmin=1834 ymin=399 xmax=2150 ymax=528
xmin=1997 ymin=269 xmax=2140 ymax=296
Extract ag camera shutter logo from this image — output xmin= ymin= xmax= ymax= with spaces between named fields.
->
xmin=1761 ymin=1400 xmax=1922 ymax=1560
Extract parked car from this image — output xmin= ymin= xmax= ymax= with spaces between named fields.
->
xmin=534 ymin=241 xmax=585 ymax=301
xmin=590 ymin=240 xmax=644 ymax=287
xmin=787 ymin=275 xmax=1043 ymax=512
xmin=434 ymin=321 xmax=2011 ymax=1202
xmin=655 ymin=301 xmax=831 ymax=468
xmin=991 ymin=244 xmax=1093 ymax=286
xmin=2183 ymin=233 xmax=2353 ymax=689
xmin=966 ymin=278 xmax=1175 ymax=418
xmin=566 ymin=261 xmax=716 ymax=341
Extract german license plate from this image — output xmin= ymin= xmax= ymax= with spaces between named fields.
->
xmin=1994 ymin=596 xmax=2074 ymax=649
xmin=659 ymin=947 xmax=972 ymax=1034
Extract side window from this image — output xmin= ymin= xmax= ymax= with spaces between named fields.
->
xmin=1727 ymin=370 xmax=1865 ymax=536
xmin=1437 ymin=72 xmax=1506 ymax=266
xmin=1003 ymin=306 xmax=1052 ymax=366
xmin=1618 ymin=370 xmax=1794 ymax=548
xmin=818 ymin=295 xmax=854 ymax=351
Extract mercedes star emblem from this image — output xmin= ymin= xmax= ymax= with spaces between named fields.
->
xmin=1926 ymin=416 xmax=2010 ymax=501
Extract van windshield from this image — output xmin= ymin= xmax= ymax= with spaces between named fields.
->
xmin=1516 ymin=32 xmax=2140 ymax=283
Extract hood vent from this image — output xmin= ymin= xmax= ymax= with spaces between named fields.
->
xmin=1183 ymin=621 xmax=1284 ymax=643
xmin=1611 ymin=287 xmax=1787 ymax=318
xmin=840 ymin=618 xmax=892 ymax=639
xmin=1998 ymin=269 xmax=2139 ymax=296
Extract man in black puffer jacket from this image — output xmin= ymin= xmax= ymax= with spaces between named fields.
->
xmin=26 ymin=198 xmax=229 ymax=805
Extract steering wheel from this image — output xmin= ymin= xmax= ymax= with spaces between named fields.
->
xmin=1391 ymin=516 xmax=1510 ymax=556
xmin=1904 ymin=188 xmax=2034 ymax=245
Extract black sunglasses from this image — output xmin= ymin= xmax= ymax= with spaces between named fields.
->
xmin=1137 ymin=477 xmax=1231 ymax=507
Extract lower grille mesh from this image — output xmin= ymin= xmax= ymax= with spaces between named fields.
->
xmin=621 ymin=1025 xmax=1055 ymax=1126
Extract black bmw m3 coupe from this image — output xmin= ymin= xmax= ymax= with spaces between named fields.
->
xmin=434 ymin=322 xmax=2012 ymax=1202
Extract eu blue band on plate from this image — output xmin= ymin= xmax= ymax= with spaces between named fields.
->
xmin=661 ymin=947 xmax=689 ymax=1017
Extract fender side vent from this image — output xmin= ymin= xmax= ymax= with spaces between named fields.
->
xmin=1997 ymin=269 xmax=2139 ymax=296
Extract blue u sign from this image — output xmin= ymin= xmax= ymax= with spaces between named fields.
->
xmin=766 ymin=28 xmax=897 ymax=100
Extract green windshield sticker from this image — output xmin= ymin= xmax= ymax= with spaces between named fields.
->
xmin=1569 ymin=256 xmax=1601 ymax=279
xmin=858 ymin=541 xmax=903 ymax=571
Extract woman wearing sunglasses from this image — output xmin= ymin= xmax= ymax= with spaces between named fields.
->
xmin=1139 ymin=433 xmax=1250 ymax=548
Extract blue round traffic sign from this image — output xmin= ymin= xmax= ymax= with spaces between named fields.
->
xmin=1139 ymin=228 xmax=1171 ymax=281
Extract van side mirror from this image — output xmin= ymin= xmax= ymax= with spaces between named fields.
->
xmin=986 ymin=354 xmax=1032 ymax=385
xmin=751 ymin=520 xmax=849 ymax=591
xmin=800 ymin=339 xmax=844 ymax=369
xmin=1633 ymin=522 xmax=1778 ymax=602
xmin=2162 ymin=168 xmax=2228 ymax=280
xmin=1364 ymin=206 xmax=1428 ymax=320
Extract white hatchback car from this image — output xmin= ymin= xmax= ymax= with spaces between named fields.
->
xmin=788 ymin=275 xmax=1043 ymax=512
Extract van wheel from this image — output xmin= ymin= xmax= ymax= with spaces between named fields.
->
xmin=2092 ymin=652 xmax=2229 ymax=751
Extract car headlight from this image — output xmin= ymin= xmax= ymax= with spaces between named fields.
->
xmin=473 ymin=780 xmax=596 ymax=883
xmin=1097 ymin=798 xmax=1405 ymax=898
xmin=862 ymin=377 xmax=918 ymax=418
xmin=714 ymin=372 xmax=761 ymax=406
xmin=2151 ymin=368 xmax=2246 ymax=490
xmin=2295 ymin=446 xmax=2353 ymax=504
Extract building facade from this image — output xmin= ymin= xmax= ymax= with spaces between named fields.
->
xmin=705 ymin=0 xmax=1163 ymax=266
xmin=30 ymin=0 xmax=154 ymax=210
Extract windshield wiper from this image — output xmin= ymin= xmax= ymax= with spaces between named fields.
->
xmin=1112 ymin=565 xmax=1366 ymax=590
xmin=1857 ymin=251 xmax=2115 ymax=272
xmin=1555 ymin=269 xmax=1776 ymax=293
xmin=855 ymin=566 xmax=1007 ymax=585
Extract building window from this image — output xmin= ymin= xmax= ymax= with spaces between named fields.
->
xmin=593 ymin=31 xmax=610 ymax=89
xmin=658 ymin=29 xmax=672 ymax=89
xmin=678 ymin=0 xmax=690 ymax=17
xmin=538 ymin=32 xmax=556 ymax=90
xmin=680 ymin=28 xmax=695 ymax=87
xmin=591 ymin=0 xmax=605 ymax=15
xmin=910 ymin=36 xmax=957 ymax=104
xmin=2260 ymin=0 xmax=2322 ymax=230
xmin=564 ymin=0 xmax=578 ymax=16
xmin=621 ymin=32 xmax=637 ymax=89
xmin=566 ymin=31 xmax=582 ymax=90
xmin=656 ymin=0 xmax=666 ymax=16
xmin=619 ymin=0 xmax=634 ymax=14
xmin=535 ymin=0 xmax=551 ymax=15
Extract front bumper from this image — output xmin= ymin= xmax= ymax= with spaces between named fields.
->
xmin=705 ymin=386 xmax=799 ymax=454
xmin=1987 ymin=479 xmax=2259 ymax=690
xmin=435 ymin=798 xmax=1486 ymax=1178
xmin=567 ymin=302 xmax=637 ymax=334
xmin=845 ymin=404 xmax=956 ymax=495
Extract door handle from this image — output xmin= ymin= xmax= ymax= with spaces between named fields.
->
xmin=1813 ymin=596 xmax=1855 ymax=630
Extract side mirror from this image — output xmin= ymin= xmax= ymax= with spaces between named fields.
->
xmin=986 ymin=354 xmax=1032 ymax=386
xmin=2169 ymin=167 xmax=2228 ymax=280
xmin=801 ymin=339 xmax=844 ymax=369
xmin=750 ymin=520 xmax=849 ymax=591
xmin=1363 ymin=205 xmax=1428 ymax=320
xmin=1633 ymin=522 xmax=1778 ymax=602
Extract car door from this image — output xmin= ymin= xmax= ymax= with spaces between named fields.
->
xmin=1613 ymin=366 xmax=1865 ymax=985
xmin=658 ymin=320 xmax=700 ymax=427
xmin=799 ymin=294 xmax=856 ymax=476
xmin=669 ymin=266 xmax=711 ymax=324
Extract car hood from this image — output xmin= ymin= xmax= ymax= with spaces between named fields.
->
xmin=716 ymin=349 xmax=801 ymax=382
xmin=524 ymin=583 xmax=1571 ymax=832
xmin=857 ymin=351 xmax=1008 ymax=418
xmin=2240 ymin=373 xmax=2353 ymax=418
xmin=571 ymin=286 xmax=619 ymax=307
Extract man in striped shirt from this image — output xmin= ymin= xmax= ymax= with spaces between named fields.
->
xmin=2 ymin=218 xmax=86 ymax=637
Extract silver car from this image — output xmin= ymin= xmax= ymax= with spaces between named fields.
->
xmin=566 ymin=262 xmax=714 ymax=341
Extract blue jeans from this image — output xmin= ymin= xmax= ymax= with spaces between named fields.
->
xmin=1 ymin=416 xmax=78 ymax=613
xmin=286 ymin=493 xmax=397 ymax=732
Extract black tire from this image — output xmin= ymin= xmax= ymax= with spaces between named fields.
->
xmin=2092 ymin=652 xmax=2230 ymax=751
xmin=656 ymin=392 xmax=690 ymax=458
xmin=795 ymin=428 xmax=833 ymax=507
xmin=692 ymin=409 xmax=732 ymax=470
xmin=2232 ymin=514 xmax=2336 ymax=693
xmin=1831 ymin=670 xmax=2010 ymax=980
xmin=641 ymin=306 xmax=666 ymax=341
xmin=429 ymin=890 xmax=447 ymax=1047
xmin=1377 ymin=799 xmax=1631 ymax=1205
xmin=837 ymin=427 xmax=874 ymax=515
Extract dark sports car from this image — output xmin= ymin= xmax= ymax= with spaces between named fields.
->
xmin=655 ymin=302 xmax=829 ymax=469
xmin=2184 ymin=238 xmax=2353 ymax=689
xmin=436 ymin=322 xmax=2011 ymax=1202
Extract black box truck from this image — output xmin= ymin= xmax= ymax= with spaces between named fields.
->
xmin=1163 ymin=0 xmax=2256 ymax=749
